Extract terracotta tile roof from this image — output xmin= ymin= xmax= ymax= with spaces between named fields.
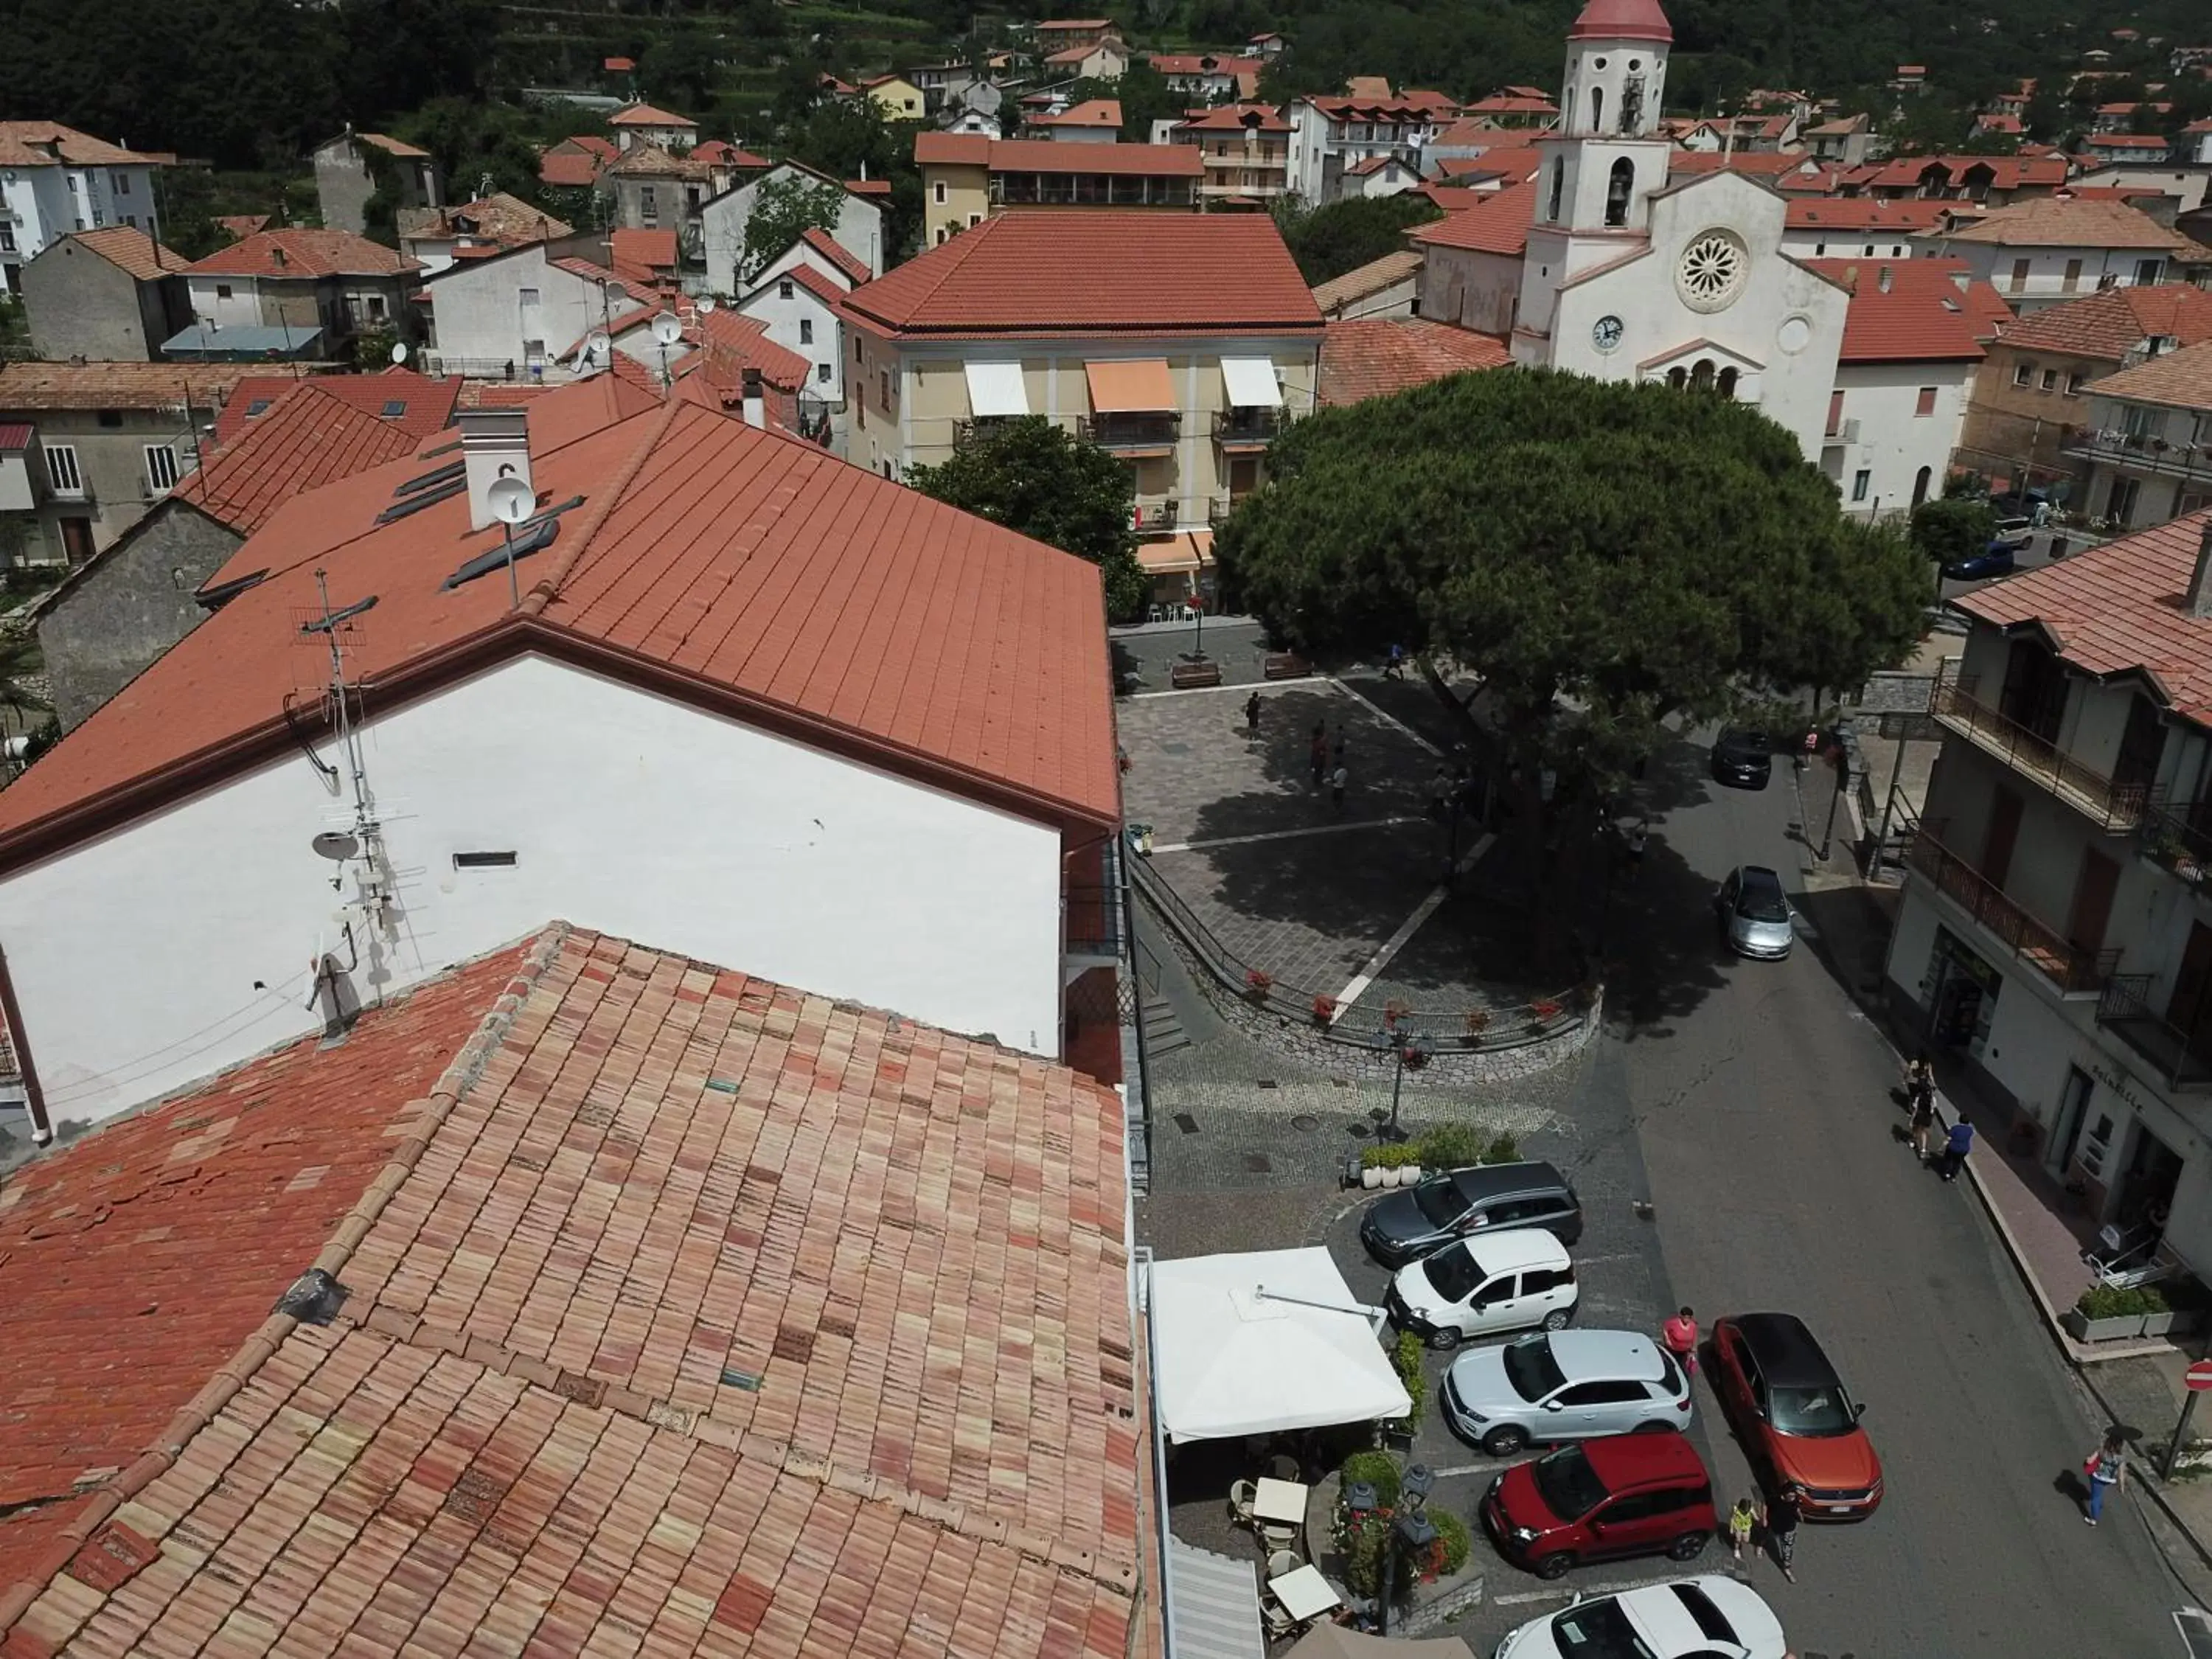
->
xmin=1464 ymin=93 xmax=1558 ymax=114
xmin=1318 ymin=317 xmax=1511 ymax=404
xmin=0 ymin=361 xmax=257 ymax=413
xmin=1344 ymin=154 xmax=1414 ymax=178
xmin=610 ymin=226 xmax=679 ymax=285
xmin=1958 ymin=509 xmax=2212 ymax=723
xmin=0 ymin=383 xmax=1120 ymax=844
xmin=1180 ymin=102 xmax=1292 ymax=133
xmin=548 ymin=254 xmax=661 ymax=307
xmin=1150 ymin=53 xmax=1262 ymax=76
xmin=209 ymin=368 xmax=462 ymax=448
xmin=608 ymin=101 xmax=695 ymax=126
xmin=695 ymin=307 xmax=814 ymax=392
xmin=1665 ymin=148 xmax=1805 ymax=179
xmin=1785 ymin=198 xmax=1949 ymax=234
xmin=0 ymin=938 xmax=535 ymax=1599
xmin=692 ymin=137 xmax=771 ymax=168
xmin=2084 ymin=338 xmax=2212 ymax=409
xmin=56 ymin=225 xmax=186 ymax=280
xmin=1034 ymin=98 xmax=1124 ymax=125
xmin=214 ymin=213 xmax=269 ymax=242
xmin=1311 ymin=249 xmax=1422 ymax=312
xmin=607 ymin=143 xmax=715 ymax=181
xmin=1570 ymin=0 xmax=1672 ymax=41
xmin=1859 ymin=153 xmax=2070 ymax=192
xmin=1304 ymin=95 xmax=1441 ymax=122
xmin=1407 ymin=178 xmax=1535 ymax=254
xmin=0 ymin=924 xmax=1144 ymax=1658
xmin=1804 ymin=257 xmax=2010 ymax=361
xmin=2000 ymin=285 xmax=2212 ymax=360
xmin=800 ymin=227 xmax=872 ymax=285
xmin=0 ymin=121 xmax=161 ymax=169
xmin=915 ymin=133 xmax=1200 ymax=177
xmin=1428 ymin=118 xmax=1511 ymax=147
xmin=176 ymin=385 xmax=422 ymax=532
xmin=1435 ymin=147 xmax=1541 ymax=183
xmin=538 ymin=148 xmax=605 ymax=188
xmin=354 ymin=131 xmax=430 ymax=159
xmin=2087 ymin=133 xmax=2172 ymax=150
xmin=400 ymin=193 xmax=574 ymax=247
xmin=842 ymin=210 xmax=1318 ymax=340
xmin=1944 ymin=196 xmax=2194 ymax=249
xmin=846 ymin=177 xmax=894 ymax=195
xmin=186 ymin=228 xmax=418 ymax=279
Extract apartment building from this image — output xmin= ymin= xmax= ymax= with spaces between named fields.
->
xmin=1286 ymin=96 xmax=1443 ymax=203
xmin=1928 ymin=198 xmax=2207 ymax=313
xmin=1171 ymin=105 xmax=1293 ymax=206
xmin=181 ymin=229 xmax=422 ymax=360
xmin=1779 ymin=198 xmax=1947 ymax=261
xmin=310 ymin=130 xmax=440 ymax=236
xmin=839 ymin=211 xmax=1322 ymax=540
xmin=1958 ymin=284 xmax=2212 ymax=499
xmin=2070 ymin=340 xmax=2212 ymax=528
xmin=1885 ymin=509 xmax=2212 ymax=1281
xmin=914 ymin=133 xmax=1200 ymax=246
xmin=0 ymin=361 xmax=251 ymax=566
xmin=0 ymin=122 xmax=167 ymax=293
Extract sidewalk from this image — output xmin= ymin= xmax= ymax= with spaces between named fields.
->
xmin=1808 ymin=876 xmax=2212 ymax=1575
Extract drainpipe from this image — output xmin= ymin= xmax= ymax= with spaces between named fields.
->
xmin=0 ymin=939 xmax=54 ymax=1146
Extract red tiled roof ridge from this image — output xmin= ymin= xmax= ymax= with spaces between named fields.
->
xmin=178 ymin=383 xmax=422 ymax=532
xmin=801 ymin=225 xmax=872 ymax=284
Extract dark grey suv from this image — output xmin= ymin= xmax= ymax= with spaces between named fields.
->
xmin=1360 ymin=1160 xmax=1584 ymax=1267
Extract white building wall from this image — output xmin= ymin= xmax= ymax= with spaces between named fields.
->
xmin=424 ymin=247 xmax=645 ymax=375
xmin=736 ymin=282 xmax=844 ymax=402
xmin=1928 ymin=239 xmax=2176 ymax=311
xmin=0 ymin=653 xmax=1066 ymax=1133
xmin=1777 ymin=231 xmax=1920 ymax=261
xmin=1416 ymin=245 xmax=1522 ymax=335
xmin=184 ymin=274 xmax=265 ymax=330
xmin=698 ymin=167 xmax=886 ymax=298
xmin=1825 ymin=360 xmax=1973 ymax=516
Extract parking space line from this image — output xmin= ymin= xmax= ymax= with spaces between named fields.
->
xmin=1151 ymin=818 xmax=1418 ymax=855
xmin=1328 ymin=833 xmax=1495 ymax=1020
xmin=1326 ymin=674 xmax=1444 ymax=757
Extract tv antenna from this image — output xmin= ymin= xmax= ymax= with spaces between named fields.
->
xmin=651 ymin=310 xmax=684 ymax=392
xmin=300 ymin=568 xmax=392 ymax=932
xmin=485 ymin=473 xmax=535 ymax=608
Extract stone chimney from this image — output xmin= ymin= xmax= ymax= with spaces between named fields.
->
xmin=458 ymin=408 xmax=534 ymax=532
xmin=2187 ymin=514 xmax=2212 ymax=619
xmin=740 ymin=367 xmax=765 ymax=429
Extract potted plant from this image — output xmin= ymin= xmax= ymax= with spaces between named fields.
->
xmin=1464 ymin=1008 xmax=1492 ymax=1039
xmin=1245 ymin=967 xmax=1273 ymax=1001
xmin=2065 ymin=1282 xmax=2156 ymax=1341
xmin=1313 ymin=992 xmax=1338 ymax=1026
xmin=1530 ymin=997 xmax=1563 ymax=1023
xmin=2139 ymin=1285 xmax=2178 ymax=1338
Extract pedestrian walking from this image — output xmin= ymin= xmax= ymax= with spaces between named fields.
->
xmin=1938 ymin=1117 xmax=1974 ymax=1182
xmin=1626 ymin=817 xmax=1648 ymax=879
xmin=1332 ymin=728 xmax=1348 ymax=769
xmin=1661 ymin=1306 xmax=1699 ymax=1376
xmin=1909 ymin=1069 xmax=1938 ymax=1161
xmin=1384 ymin=643 xmax=1407 ymax=680
xmin=1330 ymin=763 xmax=1348 ymax=810
xmin=1428 ymin=765 xmax=1452 ymax=821
xmin=2082 ymin=1430 xmax=2127 ymax=1526
xmin=1244 ymin=691 xmax=1262 ymax=734
xmin=1761 ymin=1484 xmax=1803 ymax=1582
xmin=1727 ymin=1498 xmax=1757 ymax=1563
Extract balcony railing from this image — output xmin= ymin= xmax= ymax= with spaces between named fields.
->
xmin=2062 ymin=428 xmax=2212 ymax=484
xmin=1208 ymin=493 xmax=1254 ymax=526
xmin=2097 ymin=973 xmax=2212 ymax=1092
xmin=1065 ymin=883 xmax=1125 ymax=959
xmin=1083 ymin=413 xmax=1179 ymax=452
xmin=1212 ymin=408 xmax=1279 ymax=447
xmin=1822 ymin=418 xmax=1861 ymax=446
xmin=1933 ymin=668 xmax=2149 ymax=831
xmin=2140 ymin=786 xmax=2212 ymax=888
xmin=1906 ymin=828 xmax=2118 ymax=995
xmin=953 ymin=416 xmax=1015 ymax=448
xmin=1133 ymin=498 xmax=1178 ymax=531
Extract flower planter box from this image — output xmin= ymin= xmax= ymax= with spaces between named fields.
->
xmin=2063 ymin=1310 xmax=2148 ymax=1342
xmin=2142 ymin=1310 xmax=2183 ymax=1338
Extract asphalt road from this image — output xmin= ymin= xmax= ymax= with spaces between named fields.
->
xmin=1584 ymin=738 xmax=2188 ymax=1658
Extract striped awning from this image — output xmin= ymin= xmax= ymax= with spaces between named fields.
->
xmin=1164 ymin=1540 xmax=1265 ymax=1659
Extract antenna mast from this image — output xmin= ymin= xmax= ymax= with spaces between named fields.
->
xmin=302 ymin=568 xmax=391 ymax=928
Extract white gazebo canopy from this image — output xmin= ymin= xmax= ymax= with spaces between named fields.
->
xmin=1150 ymin=1248 xmax=1412 ymax=1444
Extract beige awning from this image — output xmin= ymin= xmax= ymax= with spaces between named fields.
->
xmin=1137 ymin=530 xmax=1214 ymax=574
xmin=1085 ymin=358 xmax=1176 ymax=414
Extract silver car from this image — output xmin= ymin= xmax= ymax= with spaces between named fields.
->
xmin=1442 ymin=1329 xmax=1693 ymax=1455
xmin=1715 ymin=865 xmax=1793 ymax=960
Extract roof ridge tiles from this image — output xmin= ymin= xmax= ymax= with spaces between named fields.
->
xmin=522 ymin=396 xmax=689 ymax=616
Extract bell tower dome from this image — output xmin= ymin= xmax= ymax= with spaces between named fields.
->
xmin=1559 ymin=0 xmax=1671 ymax=138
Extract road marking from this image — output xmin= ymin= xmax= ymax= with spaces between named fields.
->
xmin=1490 ymin=1570 xmax=1727 ymax=1608
xmin=1129 ymin=680 xmax=1266 ymax=699
xmin=1150 ymin=817 xmax=1419 ymax=855
xmin=1425 ymin=1465 xmax=1492 ymax=1479
xmin=1328 ymin=833 xmax=1497 ymax=1021
xmin=1328 ymin=674 xmax=1444 ymax=757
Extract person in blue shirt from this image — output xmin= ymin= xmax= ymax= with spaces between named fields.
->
xmin=1939 ymin=1118 xmax=1974 ymax=1183
xmin=1384 ymin=643 xmax=1407 ymax=680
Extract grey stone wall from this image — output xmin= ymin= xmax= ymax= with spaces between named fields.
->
xmin=23 ymin=242 xmax=162 ymax=361
xmin=35 ymin=502 xmax=243 ymax=730
xmin=315 ymin=145 xmax=375 ymax=236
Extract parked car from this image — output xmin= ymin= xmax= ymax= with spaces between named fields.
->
xmin=1359 ymin=1161 xmax=1584 ymax=1267
xmin=1708 ymin=728 xmax=1770 ymax=790
xmin=1941 ymin=543 xmax=2017 ymax=581
xmin=1711 ymin=1312 xmax=1884 ymax=1519
xmin=1441 ymin=1329 xmax=1693 ymax=1455
xmin=1492 ymin=1576 xmax=1787 ymax=1659
xmin=1714 ymin=865 xmax=1794 ymax=960
xmin=1992 ymin=516 xmax=2034 ymax=549
xmin=1388 ymin=1228 xmax=1578 ymax=1349
xmin=1481 ymin=1432 xmax=1718 ymax=1580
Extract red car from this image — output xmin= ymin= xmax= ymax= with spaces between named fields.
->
xmin=1480 ymin=1430 xmax=1719 ymax=1580
xmin=1711 ymin=1312 xmax=1884 ymax=1519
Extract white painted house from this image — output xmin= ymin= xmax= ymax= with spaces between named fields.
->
xmin=1808 ymin=257 xmax=2013 ymax=516
xmin=1925 ymin=197 xmax=2206 ymax=313
xmin=1 ymin=121 xmax=165 ymax=293
xmin=698 ymin=163 xmax=886 ymax=298
xmin=735 ymin=229 xmax=870 ymax=405
xmin=420 ymin=243 xmax=655 ymax=379
xmin=0 ymin=379 xmax=1122 ymax=1143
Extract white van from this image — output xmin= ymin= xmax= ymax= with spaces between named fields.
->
xmin=1386 ymin=1227 xmax=1578 ymax=1349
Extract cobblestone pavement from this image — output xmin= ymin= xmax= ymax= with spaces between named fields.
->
xmin=1111 ymin=617 xmax=1273 ymax=693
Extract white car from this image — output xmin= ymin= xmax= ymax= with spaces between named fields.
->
xmin=1495 ymin=1575 xmax=1786 ymax=1659
xmin=1387 ymin=1228 xmax=1578 ymax=1349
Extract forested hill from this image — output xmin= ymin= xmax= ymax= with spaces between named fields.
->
xmin=1 ymin=0 xmax=2208 ymax=173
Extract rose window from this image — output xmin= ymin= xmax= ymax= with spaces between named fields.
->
xmin=1677 ymin=230 xmax=1748 ymax=313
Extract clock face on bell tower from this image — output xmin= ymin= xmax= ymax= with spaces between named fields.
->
xmin=1591 ymin=315 xmax=1625 ymax=352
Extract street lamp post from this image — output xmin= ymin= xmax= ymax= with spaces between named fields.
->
xmin=1382 ymin=1029 xmax=1432 ymax=1141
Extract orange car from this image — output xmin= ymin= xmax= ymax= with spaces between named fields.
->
xmin=1711 ymin=1312 xmax=1883 ymax=1520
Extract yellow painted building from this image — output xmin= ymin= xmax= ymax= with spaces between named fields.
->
xmin=861 ymin=74 xmax=928 ymax=121
xmin=913 ymin=134 xmax=1202 ymax=248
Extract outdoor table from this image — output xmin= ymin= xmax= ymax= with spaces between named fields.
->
xmin=1253 ymin=1477 xmax=1310 ymax=1527
xmin=1267 ymin=1564 xmax=1341 ymax=1623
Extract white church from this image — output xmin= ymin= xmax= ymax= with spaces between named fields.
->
xmin=1419 ymin=0 xmax=1850 ymax=460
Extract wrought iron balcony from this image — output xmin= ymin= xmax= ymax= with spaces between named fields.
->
xmin=1212 ymin=408 xmax=1279 ymax=448
xmin=2097 ymin=973 xmax=2212 ymax=1092
xmin=1065 ymin=883 xmax=1125 ymax=959
xmin=1905 ymin=827 xmax=2118 ymax=995
xmin=2140 ymin=787 xmax=2212 ymax=888
xmin=1133 ymin=498 xmax=1178 ymax=531
xmin=2062 ymin=427 xmax=2212 ymax=483
xmin=1082 ymin=413 xmax=1179 ymax=453
xmin=1933 ymin=667 xmax=2148 ymax=831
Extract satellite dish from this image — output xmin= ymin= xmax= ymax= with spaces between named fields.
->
xmin=696 ymin=295 xmax=717 ymax=314
xmin=651 ymin=312 xmax=684 ymax=347
xmin=311 ymin=830 xmax=361 ymax=861
xmin=585 ymin=331 xmax=610 ymax=365
xmin=485 ymin=474 xmax=536 ymax=526
xmin=389 ymin=341 xmax=409 ymax=365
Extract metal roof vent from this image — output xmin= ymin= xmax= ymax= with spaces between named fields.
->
xmin=272 ymin=1267 xmax=348 ymax=1326
xmin=458 ymin=406 xmax=534 ymax=532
